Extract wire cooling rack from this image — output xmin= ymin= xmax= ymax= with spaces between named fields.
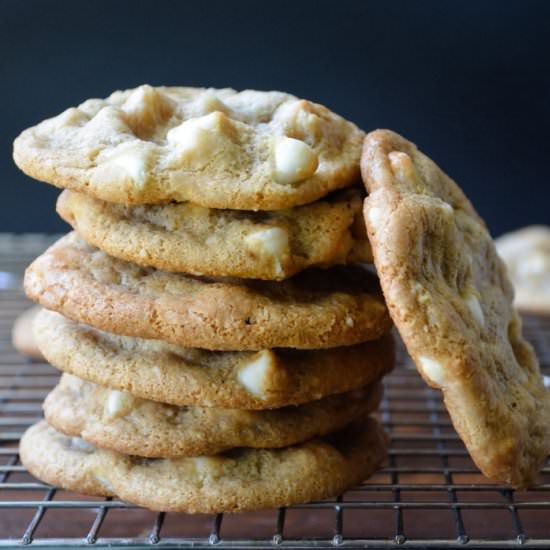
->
xmin=0 ymin=234 xmax=549 ymax=549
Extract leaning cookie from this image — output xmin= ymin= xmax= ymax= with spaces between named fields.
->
xmin=20 ymin=418 xmax=387 ymax=513
xmin=57 ymin=188 xmax=371 ymax=280
xmin=34 ymin=309 xmax=394 ymax=409
xmin=11 ymin=306 xmax=43 ymax=360
xmin=44 ymin=374 xmax=383 ymax=457
xmin=361 ymin=129 xmax=550 ymax=488
xmin=496 ymin=225 xmax=550 ymax=315
xmin=13 ymin=85 xmax=365 ymax=211
xmin=25 ymin=233 xmax=391 ymax=351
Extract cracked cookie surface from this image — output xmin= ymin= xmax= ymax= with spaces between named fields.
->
xmin=14 ymin=85 xmax=365 ymax=210
xmin=361 ymin=129 xmax=550 ymax=488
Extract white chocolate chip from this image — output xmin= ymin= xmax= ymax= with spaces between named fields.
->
xmin=104 ymin=390 xmax=136 ymax=421
xmin=464 ymin=292 xmax=485 ymax=327
xmin=461 ymin=285 xmax=485 ymax=327
xmin=93 ymin=142 xmax=151 ymax=188
xmin=122 ymin=85 xmax=155 ymax=113
xmin=345 ymin=317 xmax=355 ymax=327
xmin=166 ymin=112 xmax=234 ymax=165
xmin=419 ymin=356 xmax=445 ymax=386
xmin=275 ymin=100 xmax=323 ymax=143
xmin=193 ymin=456 xmax=211 ymax=473
xmin=167 ymin=122 xmax=210 ymax=151
xmin=192 ymin=111 xmax=225 ymax=132
xmin=83 ymin=106 xmax=132 ymax=137
xmin=243 ymin=227 xmax=290 ymax=277
xmin=367 ymin=207 xmax=383 ymax=229
xmin=192 ymin=456 xmax=225 ymax=479
xmin=237 ymin=350 xmax=276 ymax=399
xmin=152 ymin=366 xmax=162 ymax=379
xmin=121 ymin=85 xmax=174 ymax=135
xmin=388 ymin=151 xmax=418 ymax=183
xmin=63 ymin=373 xmax=83 ymax=392
xmin=111 ymin=150 xmax=147 ymax=185
xmin=274 ymin=137 xmax=318 ymax=184
xmin=167 ymin=111 xmax=227 ymax=142
xmin=69 ymin=437 xmax=95 ymax=453
xmin=94 ymin=475 xmax=115 ymax=493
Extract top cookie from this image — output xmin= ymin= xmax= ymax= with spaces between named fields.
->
xmin=13 ymin=85 xmax=365 ymax=210
xmin=496 ymin=226 xmax=550 ymax=314
xmin=361 ymin=129 xmax=550 ymax=488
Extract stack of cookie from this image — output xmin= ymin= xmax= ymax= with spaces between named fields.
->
xmin=13 ymin=86 xmax=395 ymax=512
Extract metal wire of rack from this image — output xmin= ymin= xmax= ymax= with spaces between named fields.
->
xmin=0 ymin=234 xmax=549 ymax=549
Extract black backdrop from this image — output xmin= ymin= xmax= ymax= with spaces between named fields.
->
xmin=1 ymin=0 xmax=549 ymax=235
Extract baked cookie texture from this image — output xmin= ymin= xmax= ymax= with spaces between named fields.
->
xmin=25 ymin=233 xmax=392 ymax=351
xmin=361 ymin=129 xmax=550 ymax=488
xmin=44 ymin=374 xmax=383 ymax=457
xmin=496 ymin=225 xmax=550 ymax=315
xmin=13 ymin=85 xmax=365 ymax=210
xmin=57 ymin=188 xmax=372 ymax=280
xmin=20 ymin=418 xmax=387 ymax=513
xmin=11 ymin=306 xmax=43 ymax=360
xmin=34 ymin=309 xmax=394 ymax=409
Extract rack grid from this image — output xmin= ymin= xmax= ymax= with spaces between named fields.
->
xmin=0 ymin=234 xmax=549 ymax=549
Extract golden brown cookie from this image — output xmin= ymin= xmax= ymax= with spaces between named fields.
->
xmin=25 ymin=233 xmax=392 ymax=351
xmin=57 ymin=188 xmax=371 ymax=280
xmin=13 ymin=85 xmax=365 ymax=210
xmin=11 ymin=305 xmax=43 ymax=360
xmin=496 ymin=225 xmax=550 ymax=314
xmin=361 ymin=129 xmax=550 ymax=488
xmin=44 ymin=374 xmax=383 ymax=457
xmin=20 ymin=418 xmax=387 ymax=513
xmin=34 ymin=309 xmax=394 ymax=409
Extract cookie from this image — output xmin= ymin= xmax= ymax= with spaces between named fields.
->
xmin=34 ymin=309 xmax=394 ymax=409
xmin=20 ymin=418 xmax=387 ymax=513
xmin=44 ymin=373 xmax=383 ymax=457
xmin=13 ymin=85 xmax=365 ymax=211
xmin=57 ymin=188 xmax=372 ymax=280
xmin=25 ymin=233 xmax=392 ymax=351
xmin=11 ymin=305 xmax=43 ymax=360
xmin=361 ymin=129 xmax=550 ymax=488
xmin=496 ymin=225 xmax=550 ymax=314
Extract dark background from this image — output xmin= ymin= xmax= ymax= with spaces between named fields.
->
xmin=1 ymin=0 xmax=549 ymax=236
